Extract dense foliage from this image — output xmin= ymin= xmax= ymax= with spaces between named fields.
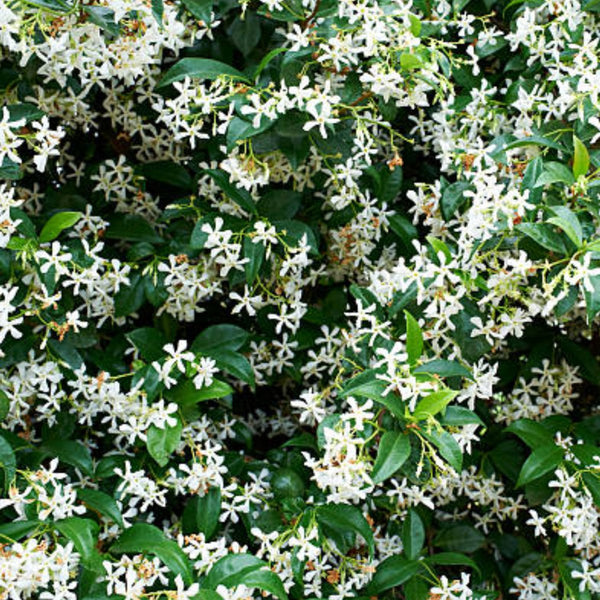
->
xmin=1 ymin=0 xmax=600 ymax=599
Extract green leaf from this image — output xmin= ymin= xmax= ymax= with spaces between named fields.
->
xmin=111 ymin=523 xmax=193 ymax=584
xmin=230 ymin=568 xmax=287 ymax=600
xmin=348 ymin=284 xmax=381 ymax=316
xmin=427 ymin=552 xmax=481 ymax=575
xmin=195 ymin=592 xmax=225 ymax=600
xmin=12 ymin=208 xmax=36 ymax=239
xmin=534 ymin=161 xmax=575 ymax=187
xmin=371 ymin=431 xmax=411 ymax=484
xmin=39 ymin=211 xmax=82 ymax=243
xmin=340 ymin=369 xmax=386 ymax=400
xmin=229 ymin=12 xmax=261 ymax=56
xmin=146 ymin=418 xmax=183 ymax=466
xmin=522 ymin=156 xmax=544 ymax=203
xmin=0 ymin=159 xmax=21 ymax=180
xmin=191 ymin=324 xmax=249 ymax=353
xmin=506 ymin=419 xmax=554 ymax=449
xmin=203 ymin=169 xmax=257 ymax=215
xmin=559 ymin=558 xmax=592 ymax=600
xmin=558 ymin=337 xmax=600 ymax=385
xmin=243 ymin=236 xmax=265 ymax=285
xmin=413 ymin=359 xmax=472 ymax=380
xmin=517 ymin=223 xmax=567 ymax=254
xmin=158 ymin=58 xmax=248 ymax=88
xmin=439 ymin=406 xmax=484 ymax=427
xmin=21 ymin=0 xmax=72 ymax=12
xmin=181 ymin=0 xmax=213 ymax=21
xmin=271 ymin=467 xmax=304 ymax=500
xmin=226 ymin=116 xmax=274 ymax=150
xmin=547 ymin=206 xmax=583 ymax=247
xmin=400 ymin=53 xmax=422 ymax=70
xmin=257 ymin=190 xmax=302 ymax=220
xmin=254 ymin=47 xmax=288 ymax=79
xmin=106 ymin=214 xmax=163 ymax=244
xmin=504 ymin=134 xmax=566 ymax=153
xmin=516 ymin=444 xmax=564 ymax=487
xmin=570 ymin=444 xmax=600 ymax=467
xmin=273 ymin=219 xmax=319 ymax=254
xmin=42 ymin=440 xmax=93 ymax=476
xmin=316 ymin=414 xmax=341 ymax=450
xmin=434 ymin=525 xmax=484 ymax=553
xmin=404 ymin=577 xmax=429 ymax=600
xmin=190 ymin=216 xmax=212 ymax=249
xmin=212 ymin=350 xmax=255 ymax=389
xmin=6 ymin=103 xmax=45 ymax=124
xmin=402 ymin=509 xmax=425 ymax=560
xmin=84 ymin=6 xmax=119 ymax=35
xmin=48 ymin=338 xmax=83 ymax=370
xmin=586 ymin=238 xmax=600 ymax=252
xmin=114 ymin=274 xmax=145 ymax=318
xmin=573 ymin=135 xmax=590 ymax=178
xmin=183 ymin=486 xmax=221 ymax=539
xmin=126 ymin=327 xmax=167 ymax=362
xmin=152 ymin=0 xmax=163 ymax=22
xmin=427 ymin=235 xmax=452 ymax=263
xmin=422 ymin=428 xmax=463 ymax=471
xmin=441 ymin=181 xmax=470 ymax=219
xmin=0 ymin=436 xmax=16 ymax=491
xmin=136 ymin=161 xmax=192 ymax=189
xmin=54 ymin=518 xmax=103 ymax=572
xmin=389 ymin=213 xmax=417 ymax=248
xmin=404 ymin=310 xmax=423 ymax=365
xmin=168 ymin=379 xmax=233 ymax=406
xmin=0 ymin=390 xmax=9 ymax=421
xmin=316 ymin=503 xmax=374 ymax=557
xmin=78 ymin=489 xmax=124 ymax=528
xmin=582 ymin=472 xmax=600 ymax=506
xmin=246 ymin=568 xmax=288 ymax=600
xmin=0 ymin=520 xmax=40 ymax=542
xmin=6 ymin=238 xmax=29 ymax=251
xmin=412 ymin=390 xmax=458 ymax=421
xmin=339 ymin=370 xmax=404 ymax=418
xmin=408 ymin=13 xmax=422 ymax=36
xmin=281 ymin=432 xmax=318 ymax=451
xmin=204 ymin=553 xmax=266 ymax=589
xmin=366 ymin=556 xmax=421 ymax=594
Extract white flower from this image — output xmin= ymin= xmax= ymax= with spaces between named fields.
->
xmin=193 ymin=356 xmax=218 ymax=389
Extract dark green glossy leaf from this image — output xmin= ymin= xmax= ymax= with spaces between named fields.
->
xmin=516 ymin=444 xmax=564 ymax=487
xmin=146 ymin=418 xmax=182 ymax=466
xmin=413 ymin=359 xmax=472 ymax=379
xmin=78 ymin=489 xmax=124 ymax=528
xmin=126 ymin=327 xmax=167 ymax=362
xmin=367 ymin=556 xmax=421 ymax=594
xmin=159 ymin=58 xmax=248 ymax=88
xmin=401 ymin=509 xmax=425 ymax=560
xmin=372 ymin=431 xmax=411 ymax=484
xmin=434 ymin=525 xmax=484 ymax=553
xmin=0 ymin=436 xmax=16 ymax=491
xmin=192 ymin=324 xmax=249 ymax=353
xmin=112 ymin=523 xmax=193 ymax=584
xmin=54 ymin=518 xmax=103 ymax=572
xmin=204 ymin=553 xmax=266 ymax=589
xmin=42 ymin=439 xmax=93 ymax=476
xmin=316 ymin=503 xmax=374 ymax=557
xmin=168 ymin=379 xmax=233 ymax=406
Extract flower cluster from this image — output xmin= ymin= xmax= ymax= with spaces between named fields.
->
xmin=1 ymin=1 xmax=600 ymax=600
